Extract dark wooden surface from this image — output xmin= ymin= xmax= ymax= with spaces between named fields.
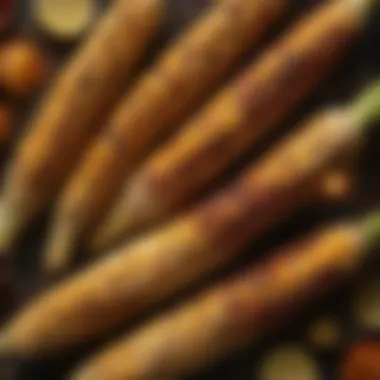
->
xmin=5 ymin=1 xmax=380 ymax=379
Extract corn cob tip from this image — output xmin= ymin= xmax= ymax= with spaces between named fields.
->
xmin=351 ymin=80 xmax=380 ymax=129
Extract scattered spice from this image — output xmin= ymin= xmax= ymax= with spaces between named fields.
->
xmin=319 ymin=170 xmax=354 ymax=202
xmin=0 ymin=40 xmax=48 ymax=96
xmin=307 ymin=315 xmax=343 ymax=350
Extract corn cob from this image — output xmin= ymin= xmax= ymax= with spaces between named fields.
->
xmin=44 ymin=0 xmax=288 ymax=272
xmin=0 ymin=0 xmax=163 ymax=253
xmin=0 ymin=79 xmax=378 ymax=357
xmin=70 ymin=213 xmax=380 ymax=380
xmin=92 ymin=0 xmax=370 ymax=253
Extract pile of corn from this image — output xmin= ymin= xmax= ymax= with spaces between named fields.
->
xmin=0 ymin=1 xmax=379 ymax=379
